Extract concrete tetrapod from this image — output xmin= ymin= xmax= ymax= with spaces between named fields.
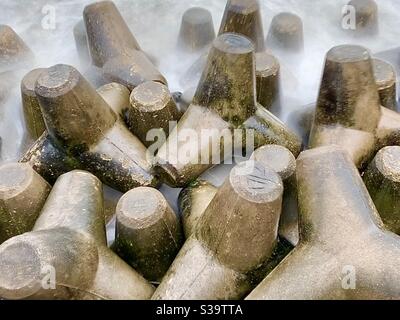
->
xmin=34 ymin=64 xmax=158 ymax=192
xmin=255 ymin=52 xmax=280 ymax=110
xmin=0 ymin=170 xmax=155 ymax=300
xmin=21 ymin=68 xmax=47 ymax=141
xmin=0 ymin=25 xmax=34 ymax=106
xmin=376 ymin=107 xmax=400 ymax=149
xmin=179 ymin=145 xmax=298 ymax=245
xmin=20 ymin=131 xmax=82 ymax=185
xmin=84 ymin=1 xmax=166 ymax=90
xmin=127 ymin=81 xmax=181 ymax=147
xmin=290 ymin=55 xmax=400 ymax=154
xmin=178 ymin=7 xmax=215 ymax=53
xmin=179 ymin=180 xmax=218 ymax=239
xmin=364 ymin=146 xmax=400 ymax=234
xmin=152 ymin=160 xmax=283 ymax=300
xmin=247 ymin=146 xmax=400 ymax=300
xmin=287 ymin=103 xmax=314 ymax=146
xmin=20 ymin=82 xmax=132 ymax=185
xmin=154 ymin=33 xmax=301 ymax=187
xmin=73 ymin=20 xmax=91 ymax=67
xmin=218 ymin=0 xmax=265 ymax=52
xmin=373 ymin=58 xmax=397 ymax=111
xmin=0 ymin=163 xmax=51 ymax=244
xmin=251 ymin=145 xmax=298 ymax=246
xmin=180 ymin=50 xmax=281 ymax=112
xmin=0 ymin=25 xmax=33 ymax=73
xmin=114 ymin=187 xmax=184 ymax=283
xmin=346 ymin=0 xmax=379 ymax=36
xmin=266 ymin=12 xmax=304 ymax=54
xmin=96 ymin=82 xmax=131 ymax=119
xmin=309 ymin=45 xmax=381 ymax=168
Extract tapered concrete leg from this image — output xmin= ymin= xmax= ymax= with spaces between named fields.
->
xmin=218 ymin=0 xmax=265 ymax=52
xmin=153 ymin=160 xmax=283 ymax=299
xmin=0 ymin=163 xmax=51 ymax=244
xmin=178 ymin=7 xmax=215 ymax=53
xmin=364 ymin=146 xmax=400 ymax=234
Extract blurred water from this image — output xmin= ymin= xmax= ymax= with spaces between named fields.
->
xmin=0 ymin=0 xmax=400 ymax=161
xmin=0 ymin=1 xmax=399 ymax=238
xmin=1 ymin=0 xmax=399 ymax=162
